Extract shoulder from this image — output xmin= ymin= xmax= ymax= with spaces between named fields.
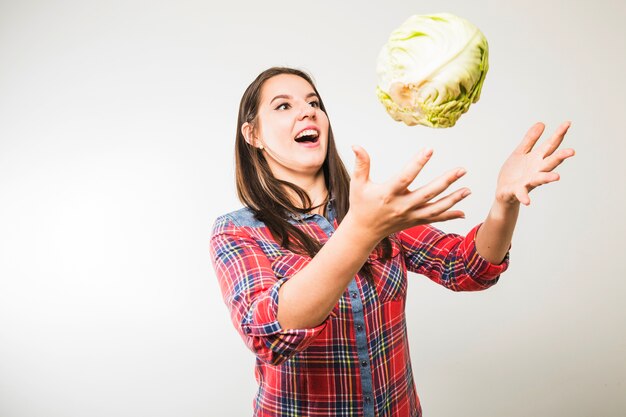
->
xmin=212 ymin=207 xmax=267 ymax=235
xmin=210 ymin=207 xmax=284 ymax=260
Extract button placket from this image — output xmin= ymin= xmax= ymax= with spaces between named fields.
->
xmin=347 ymin=279 xmax=375 ymax=417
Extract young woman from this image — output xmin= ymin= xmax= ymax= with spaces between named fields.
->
xmin=210 ymin=67 xmax=574 ymax=417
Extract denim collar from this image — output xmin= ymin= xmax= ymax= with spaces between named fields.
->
xmin=286 ymin=196 xmax=336 ymax=223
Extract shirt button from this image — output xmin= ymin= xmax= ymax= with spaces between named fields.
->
xmin=361 ymin=360 xmax=368 ymax=367
xmin=364 ymin=396 xmax=371 ymax=403
xmin=356 ymin=324 xmax=363 ymax=332
xmin=350 ymin=291 xmax=357 ymax=299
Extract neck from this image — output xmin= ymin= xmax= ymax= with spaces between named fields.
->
xmin=283 ymin=170 xmax=328 ymax=215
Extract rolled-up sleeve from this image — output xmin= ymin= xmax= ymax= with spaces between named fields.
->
xmin=397 ymin=223 xmax=510 ymax=291
xmin=210 ymin=215 xmax=327 ymax=365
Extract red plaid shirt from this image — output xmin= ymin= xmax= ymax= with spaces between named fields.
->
xmin=210 ymin=203 xmax=509 ymax=417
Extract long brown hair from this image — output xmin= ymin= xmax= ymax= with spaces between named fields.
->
xmin=234 ymin=67 xmax=391 ymax=282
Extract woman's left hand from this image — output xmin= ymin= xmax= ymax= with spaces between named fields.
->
xmin=496 ymin=121 xmax=575 ymax=206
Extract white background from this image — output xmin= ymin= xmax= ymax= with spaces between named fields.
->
xmin=1 ymin=1 xmax=625 ymax=416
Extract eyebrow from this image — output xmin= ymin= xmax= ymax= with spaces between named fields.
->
xmin=270 ymin=92 xmax=318 ymax=104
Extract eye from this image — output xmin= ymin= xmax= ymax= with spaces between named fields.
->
xmin=275 ymin=102 xmax=290 ymax=111
xmin=308 ymin=100 xmax=320 ymax=108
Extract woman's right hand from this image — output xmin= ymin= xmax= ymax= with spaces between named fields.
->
xmin=275 ymin=145 xmax=469 ymax=330
xmin=346 ymin=145 xmax=471 ymax=241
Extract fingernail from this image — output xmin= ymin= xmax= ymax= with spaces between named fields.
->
xmin=457 ymin=168 xmax=467 ymax=178
xmin=462 ymin=189 xmax=471 ymax=197
xmin=423 ymin=148 xmax=433 ymax=157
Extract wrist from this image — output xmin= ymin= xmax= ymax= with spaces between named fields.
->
xmin=494 ymin=192 xmax=520 ymax=208
xmin=489 ymin=198 xmax=520 ymax=222
xmin=340 ymin=211 xmax=382 ymax=250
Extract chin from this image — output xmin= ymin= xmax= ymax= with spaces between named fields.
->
xmin=296 ymin=162 xmax=324 ymax=176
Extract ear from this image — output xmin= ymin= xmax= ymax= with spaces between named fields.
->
xmin=241 ymin=122 xmax=263 ymax=150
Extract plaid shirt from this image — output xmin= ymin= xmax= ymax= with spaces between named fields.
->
xmin=210 ymin=202 xmax=509 ymax=417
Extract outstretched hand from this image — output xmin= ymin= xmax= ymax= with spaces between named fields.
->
xmin=348 ymin=146 xmax=470 ymax=239
xmin=496 ymin=121 xmax=575 ymax=206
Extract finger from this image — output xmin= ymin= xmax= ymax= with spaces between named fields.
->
xmin=408 ymin=167 xmax=467 ymax=206
xmin=515 ymin=122 xmax=545 ymax=154
xmin=412 ymin=187 xmax=471 ymax=219
xmin=541 ymin=148 xmax=575 ymax=172
xmin=388 ymin=148 xmax=433 ymax=193
xmin=528 ymin=172 xmax=560 ymax=188
xmin=425 ymin=210 xmax=466 ymax=224
xmin=538 ymin=121 xmax=571 ymax=158
xmin=351 ymin=145 xmax=371 ymax=183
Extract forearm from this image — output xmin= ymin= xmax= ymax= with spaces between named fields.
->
xmin=475 ymin=200 xmax=520 ymax=264
xmin=277 ymin=213 xmax=379 ymax=329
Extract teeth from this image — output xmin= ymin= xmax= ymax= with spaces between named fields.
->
xmin=296 ymin=129 xmax=318 ymax=139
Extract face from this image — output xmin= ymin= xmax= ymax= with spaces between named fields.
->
xmin=244 ymin=74 xmax=330 ymax=183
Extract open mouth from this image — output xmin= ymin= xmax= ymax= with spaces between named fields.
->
xmin=294 ymin=129 xmax=319 ymax=144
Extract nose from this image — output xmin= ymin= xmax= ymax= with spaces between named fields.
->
xmin=299 ymin=103 xmax=316 ymax=119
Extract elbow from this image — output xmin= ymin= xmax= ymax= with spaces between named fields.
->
xmin=441 ymin=269 xmax=501 ymax=292
xmin=245 ymin=333 xmax=294 ymax=366
xmin=463 ymin=275 xmax=501 ymax=291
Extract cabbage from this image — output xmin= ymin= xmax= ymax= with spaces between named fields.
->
xmin=376 ymin=13 xmax=489 ymax=128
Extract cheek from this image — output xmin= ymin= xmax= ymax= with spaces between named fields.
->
xmin=266 ymin=122 xmax=294 ymax=143
xmin=319 ymin=116 xmax=330 ymax=137
xmin=257 ymin=112 xmax=291 ymax=140
xmin=259 ymin=128 xmax=287 ymax=147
